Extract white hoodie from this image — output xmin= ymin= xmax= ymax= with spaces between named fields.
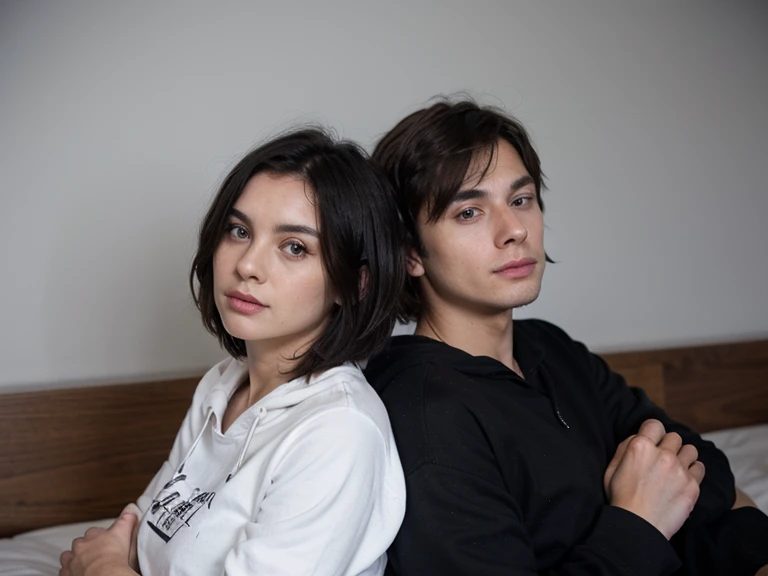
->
xmin=135 ymin=357 xmax=405 ymax=576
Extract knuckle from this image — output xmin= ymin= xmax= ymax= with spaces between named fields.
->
xmin=629 ymin=435 xmax=653 ymax=452
xmin=71 ymin=537 xmax=84 ymax=553
xmin=658 ymin=451 xmax=675 ymax=468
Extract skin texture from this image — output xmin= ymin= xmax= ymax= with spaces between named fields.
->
xmin=59 ymin=513 xmax=137 ymax=576
xmin=411 ymin=139 xmax=546 ymax=373
xmin=214 ymin=172 xmax=338 ymax=411
xmin=603 ymin=419 xmax=705 ymax=540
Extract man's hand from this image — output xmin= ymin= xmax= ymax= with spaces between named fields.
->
xmin=58 ymin=513 xmax=138 ymax=576
xmin=604 ymin=419 xmax=705 ymax=540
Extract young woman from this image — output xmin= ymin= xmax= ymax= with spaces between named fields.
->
xmin=59 ymin=128 xmax=406 ymax=576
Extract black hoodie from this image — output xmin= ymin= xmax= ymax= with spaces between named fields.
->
xmin=365 ymin=319 xmax=768 ymax=576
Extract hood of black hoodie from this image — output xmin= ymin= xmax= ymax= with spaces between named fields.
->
xmin=365 ymin=321 xmax=547 ymax=395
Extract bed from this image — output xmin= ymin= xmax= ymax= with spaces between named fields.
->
xmin=1 ymin=338 xmax=767 ymax=574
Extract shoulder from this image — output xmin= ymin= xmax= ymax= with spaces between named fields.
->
xmin=516 ymin=318 xmax=594 ymax=367
xmin=288 ymin=364 xmax=397 ymax=452
xmin=377 ymin=360 xmax=498 ymax=476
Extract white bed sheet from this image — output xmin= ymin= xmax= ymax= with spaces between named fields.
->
xmin=1 ymin=425 xmax=766 ymax=575
xmin=702 ymin=423 xmax=768 ymax=514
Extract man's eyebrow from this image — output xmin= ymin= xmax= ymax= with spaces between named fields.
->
xmin=451 ymin=189 xmax=488 ymax=204
xmin=511 ymin=175 xmax=535 ymax=191
xmin=451 ymin=176 xmax=534 ymax=204
xmin=274 ymin=224 xmax=320 ymax=238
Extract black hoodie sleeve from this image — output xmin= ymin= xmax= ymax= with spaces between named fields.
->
xmin=587 ymin=346 xmax=768 ymax=574
xmin=587 ymin=347 xmax=735 ymax=524
xmin=391 ymin=462 xmax=681 ymax=576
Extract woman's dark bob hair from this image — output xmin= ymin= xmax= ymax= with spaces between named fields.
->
xmin=371 ymin=97 xmax=549 ymax=321
xmin=190 ymin=127 xmax=405 ymax=380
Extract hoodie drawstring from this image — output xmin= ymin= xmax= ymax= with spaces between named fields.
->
xmin=175 ymin=410 xmax=214 ymax=474
xmin=539 ymin=365 xmax=570 ymax=429
xmin=226 ymin=406 xmax=267 ymax=482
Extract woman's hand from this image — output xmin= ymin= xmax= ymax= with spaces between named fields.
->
xmin=59 ymin=513 xmax=139 ymax=576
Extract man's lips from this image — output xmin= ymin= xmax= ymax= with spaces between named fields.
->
xmin=494 ymin=258 xmax=537 ymax=278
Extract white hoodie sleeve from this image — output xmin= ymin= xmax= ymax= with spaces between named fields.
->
xmin=223 ymin=407 xmax=405 ymax=576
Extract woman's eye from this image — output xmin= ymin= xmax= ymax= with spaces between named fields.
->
xmin=284 ymin=242 xmax=306 ymax=257
xmin=458 ymin=208 xmax=477 ymax=220
xmin=228 ymin=224 xmax=249 ymax=239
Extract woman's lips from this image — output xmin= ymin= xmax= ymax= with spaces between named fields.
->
xmin=226 ymin=292 xmax=267 ymax=315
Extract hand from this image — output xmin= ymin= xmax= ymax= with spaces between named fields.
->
xmin=58 ymin=513 xmax=138 ymax=576
xmin=60 ymin=503 xmax=141 ymax=575
xmin=120 ymin=503 xmax=142 ymax=570
xmin=604 ymin=419 xmax=705 ymax=540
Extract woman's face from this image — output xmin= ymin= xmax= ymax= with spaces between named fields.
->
xmin=212 ymin=172 xmax=337 ymax=355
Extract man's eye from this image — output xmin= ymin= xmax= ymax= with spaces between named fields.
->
xmin=512 ymin=196 xmax=532 ymax=207
xmin=458 ymin=208 xmax=477 ymax=220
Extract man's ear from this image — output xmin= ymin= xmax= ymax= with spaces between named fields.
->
xmin=406 ymin=247 xmax=425 ymax=278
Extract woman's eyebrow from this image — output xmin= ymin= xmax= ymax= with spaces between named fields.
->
xmin=274 ymin=224 xmax=320 ymax=238
xmin=228 ymin=208 xmax=252 ymax=227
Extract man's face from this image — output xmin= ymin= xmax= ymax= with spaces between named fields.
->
xmin=410 ymin=138 xmax=546 ymax=317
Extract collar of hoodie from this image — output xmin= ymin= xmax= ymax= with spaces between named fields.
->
xmin=173 ymin=359 xmax=362 ymax=482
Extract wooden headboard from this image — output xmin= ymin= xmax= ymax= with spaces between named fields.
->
xmin=1 ymin=338 xmax=767 ymax=538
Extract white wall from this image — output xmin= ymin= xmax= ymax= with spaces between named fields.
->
xmin=2 ymin=0 xmax=767 ymax=390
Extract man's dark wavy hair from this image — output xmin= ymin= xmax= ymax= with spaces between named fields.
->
xmin=372 ymin=97 xmax=548 ymax=320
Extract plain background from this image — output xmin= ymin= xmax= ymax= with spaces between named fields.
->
xmin=1 ymin=0 xmax=767 ymax=390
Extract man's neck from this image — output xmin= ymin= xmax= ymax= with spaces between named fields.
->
xmin=414 ymin=305 xmax=520 ymax=375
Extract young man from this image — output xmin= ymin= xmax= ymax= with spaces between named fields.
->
xmin=364 ymin=99 xmax=768 ymax=576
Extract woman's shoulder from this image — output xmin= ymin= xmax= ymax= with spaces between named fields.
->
xmin=296 ymin=363 xmax=394 ymax=440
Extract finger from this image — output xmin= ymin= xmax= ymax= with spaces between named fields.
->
xmin=109 ymin=513 xmax=138 ymax=538
xmin=678 ymin=443 xmax=699 ymax=468
xmin=689 ymin=461 xmax=706 ymax=484
xmin=604 ymin=434 xmax=635 ymax=490
xmin=637 ymin=419 xmax=666 ymax=445
xmin=659 ymin=432 xmax=683 ymax=454
xmin=59 ymin=550 xmax=73 ymax=569
xmin=71 ymin=537 xmax=84 ymax=553
xmin=120 ymin=502 xmax=142 ymax=517
xmin=84 ymin=526 xmax=106 ymax=540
